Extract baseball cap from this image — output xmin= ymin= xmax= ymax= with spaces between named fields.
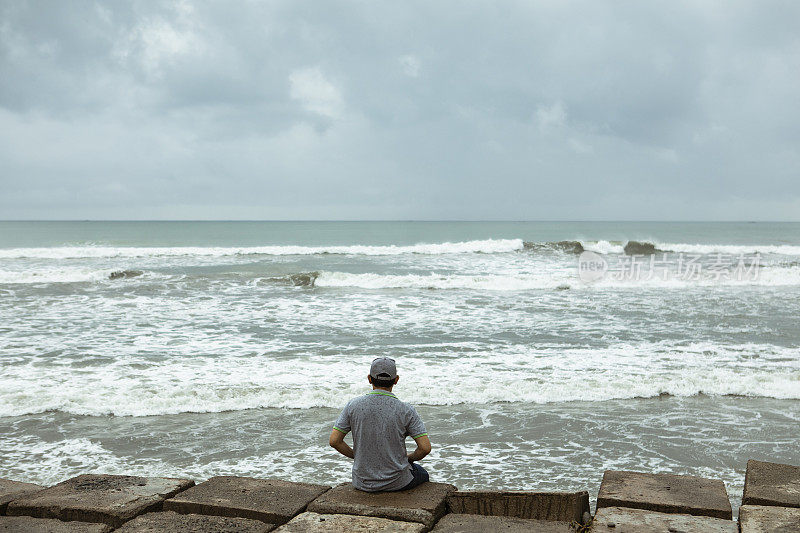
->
xmin=370 ymin=357 xmax=397 ymax=380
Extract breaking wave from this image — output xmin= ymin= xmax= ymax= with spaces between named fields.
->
xmin=0 ymin=239 xmax=525 ymax=259
xmin=580 ymin=240 xmax=800 ymax=256
xmin=3 ymin=264 xmax=799 ymax=288
xmin=3 ymin=239 xmax=799 ymax=260
xmin=0 ymin=268 xmax=154 ymax=285
xmin=656 ymin=243 xmax=800 ymax=255
xmin=312 ymin=268 xmax=800 ymax=289
xmin=1 ymin=342 xmax=796 ymax=417
xmin=314 ymin=272 xmax=565 ymax=290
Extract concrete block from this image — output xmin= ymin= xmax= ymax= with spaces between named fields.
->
xmin=114 ymin=511 xmax=275 ymax=532
xmin=0 ymin=515 xmax=111 ymax=532
xmin=6 ymin=474 xmax=194 ymax=528
xmin=163 ymin=476 xmax=329 ymax=525
xmin=274 ymin=511 xmax=425 ymax=532
xmin=0 ymin=479 xmax=44 ymax=515
xmin=306 ymin=482 xmax=456 ymax=529
xmin=591 ymin=507 xmax=737 ymax=533
xmin=596 ymin=470 xmax=732 ymax=519
xmin=743 ymin=459 xmax=800 ymax=508
xmin=739 ymin=504 xmax=800 ymax=533
xmin=447 ymin=490 xmax=589 ymax=522
xmin=431 ymin=514 xmax=576 ymax=532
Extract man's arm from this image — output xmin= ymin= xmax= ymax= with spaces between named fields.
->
xmin=407 ymin=434 xmax=431 ymax=463
xmin=329 ymin=428 xmax=354 ymax=459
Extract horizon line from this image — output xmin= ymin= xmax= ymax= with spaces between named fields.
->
xmin=1 ymin=219 xmax=798 ymax=223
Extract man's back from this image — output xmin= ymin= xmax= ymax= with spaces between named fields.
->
xmin=334 ymin=390 xmax=427 ymax=492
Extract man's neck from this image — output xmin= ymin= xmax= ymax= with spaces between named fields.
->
xmin=372 ymin=386 xmax=394 ymax=393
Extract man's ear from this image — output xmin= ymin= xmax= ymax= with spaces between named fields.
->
xmin=368 ymin=375 xmax=373 ymax=384
xmin=394 ymin=376 xmax=399 ymax=385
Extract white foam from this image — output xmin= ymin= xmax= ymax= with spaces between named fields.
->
xmin=0 ymin=268 xmax=136 ymax=284
xmin=0 ymin=436 xmax=176 ymax=487
xmin=314 ymin=271 xmax=568 ymax=290
xmin=3 ymin=240 xmax=797 ymax=260
xmin=312 ymin=267 xmax=800 ymax=290
xmin=0 ymin=239 xmax=525 ymax=259
xmin=1 ymin=342 xmax=797 ymax=417
xmin=581 ymin=240 xmax=625 ymax=254
xmin=2 ymin=264 xmax=797 ymax=288
xmin=656 ymin=242 xmax=800 ymax=256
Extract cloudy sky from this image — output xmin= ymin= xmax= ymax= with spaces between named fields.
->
xmin=1 ymin=1 xmax=799 ymax=220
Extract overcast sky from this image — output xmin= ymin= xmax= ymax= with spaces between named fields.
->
xmin=1 ymin=1 xmax=799 ymax=220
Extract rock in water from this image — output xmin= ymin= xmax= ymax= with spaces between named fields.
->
xmin=554 ymin=241 xmax=584 ymax=254
xmin=109 ymin=270 xmax=143 ymax=280
xmin=288 ymin=272 xmax=319 ymax=287
xmin=623 ymin=241 xmax=658 ymax=255
xmin=523 ymin=241 xmax=584 ymax=254
xmin=264 ymin=272 xmax=319 ymax=287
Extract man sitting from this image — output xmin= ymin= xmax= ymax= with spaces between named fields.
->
xmin=329 ymin=357 xmax=431 ymax=491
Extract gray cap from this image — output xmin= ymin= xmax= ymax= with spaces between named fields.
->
xmin=370 ymin=357 xmax=397 ymax=380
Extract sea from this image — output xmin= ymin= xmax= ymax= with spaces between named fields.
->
xmin=1 ymin=221 xmax=798 ymax=512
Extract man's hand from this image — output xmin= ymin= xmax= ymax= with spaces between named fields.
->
xmin=329 ymin=428 xmax=355 ymax=459
xmin=407 ymin=434 xmax=431 ymax=463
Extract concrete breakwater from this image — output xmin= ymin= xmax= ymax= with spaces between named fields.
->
xmin=0 ymin=459 xmax=798 ymax=532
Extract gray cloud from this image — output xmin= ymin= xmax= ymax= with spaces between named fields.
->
xmin=1 ymin=0 xmax=799 ymax=220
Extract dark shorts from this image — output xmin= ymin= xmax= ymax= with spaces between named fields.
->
xmin=397 ymin=462 xmax=429 ymax=491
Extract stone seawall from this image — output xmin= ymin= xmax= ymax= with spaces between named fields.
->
xmin=0 ymin=459 xmax=798 ymax=532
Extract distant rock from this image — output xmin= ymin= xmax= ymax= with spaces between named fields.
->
xmin=264 ymin=272 xmax=319 ymax=287
xmin=623 ymin=241 xmax=658 ymax=255
xmin=553 ymin=241 xmax=584 ymax=254
xmin=523 ymin=241 xmax=584 ymax=254
xmin=109 ymin=270 xmax=143 ymax=280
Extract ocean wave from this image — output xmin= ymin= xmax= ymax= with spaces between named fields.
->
xmin=0 ymin=435 xmax=351 ymax=489
xmin=581 ymin=240 xmax=626 ymax=254
xmin=1 ymin=343 xmax=797 ymax=417
xmin=655 ymin=242 xmax=800 ymax=255
xmin=312 ymin=267 xmax=800 ymax=289
xmin=0 ymin=268 xmax=151 ymax=285
xmin=582 ymin=240 xmax=666 ymax=255
xmin=3 ymin=239 xmax=798 ymax=260
xmin=0 ymin=436 xmax=164 ymax=487
xmin=3 ymin=264 xmax=798 ymax=288
xmin=313 ymin=272 xmax=567 ymax=290
xmin=261 ymin=272 xmax=320 ymax=287
xmin=0 ymin=239 xmax=525 ymax=259
xmin=580 ymin=240 xmax=800 ymax=256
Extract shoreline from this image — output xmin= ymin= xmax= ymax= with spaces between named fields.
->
xmin=4 ymin=395 xmax=798 ymax=518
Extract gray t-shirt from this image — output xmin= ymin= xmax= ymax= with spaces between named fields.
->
xmin=334 ymin=390 xmax=428 ymax=492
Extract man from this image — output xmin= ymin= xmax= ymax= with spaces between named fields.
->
xmin=329 ymin=357 xmax=431 ymax=492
